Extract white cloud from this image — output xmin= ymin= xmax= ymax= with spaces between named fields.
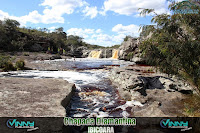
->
xmin=20 ymin=10 xmax=65 ymax=24
xmin=67 ymin=27 xmax=126 ymax=47
xmin=94 ymin=34 xmax=112 ymax=42
xmin=0 ymin=9 xmax=65 ymax=26
xmin=41 ymin=0 xmax=87 ymax=15
xmin=102 ymin=0 xmax=169 ymax=16
xmin=86 ymin=33 xmax=126 ymax=47
xmin=0 ymin=10 xmax=9 ymax=20
xmin=0 ymin=0 xmax=90 ymax=25
xmin=113 ymin=34 xmax=126 ymax=43
xmin=96 ymin=29 xmax=102 ymax=33
xmin=112 ymin=24 xmax=140 ymax=37
xmin=82 ymin=24 xmax=141 ymax=46
xmin=47 ymin=26 xmax=59 ymax=32
xmin=99 ymin=9 xmax=106 ymax=16
xmin=82 ymin=6 xmax=98 ymax=19
xmin=0 ymin=10 xmax=26 ymax=26
xmin=67 ymin=28 xmax=95 ymax=38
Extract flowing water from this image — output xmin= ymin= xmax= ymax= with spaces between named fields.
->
xmin=0 ymin=58 xmax=143 ymax=117
xmin=88 ymin=51 xmax=102 ymax=58
xmin=112 ymin=50 xmax=118 ymax=59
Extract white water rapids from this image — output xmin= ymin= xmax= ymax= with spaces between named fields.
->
xmin=0 ymin=59 xmax=144 ymax=117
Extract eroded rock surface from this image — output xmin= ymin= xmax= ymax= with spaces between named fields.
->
xmin=118 ymin=37 xmax=143 ymax=63
xmin=110 ymin=65 xmax=194 ymax=117
xmin=0 ymin=77 xmax=75 ymax=117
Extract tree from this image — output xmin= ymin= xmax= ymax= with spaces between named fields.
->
xmin=139 ymin=0 xmax=200 ymax=88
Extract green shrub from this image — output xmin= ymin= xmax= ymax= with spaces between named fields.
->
xmin=0 ymin=55 xmax=10 ymax=68
xmin=23 ymin=53 xmax=29 ymax=56
xmin=127 ymin=52 xmax=134 ymax=60
xmin=0 ymin=55 xmax=16 ymax=71
xmin=15 ymin=59 xmax=25 ymax=70
xmin=124 ymin=36 xmax=129 ymax=41
xmin=2 ymin=61 xmax=15 ymax=71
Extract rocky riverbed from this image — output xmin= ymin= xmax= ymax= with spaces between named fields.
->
xmin=109 ymin=64 xmax=195 ymax=117
xmin=0 ymin=53 xmax=197 ymax=117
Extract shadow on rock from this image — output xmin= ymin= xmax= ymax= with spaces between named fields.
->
xmin=137 ymin=76 xmax=166 ymax=96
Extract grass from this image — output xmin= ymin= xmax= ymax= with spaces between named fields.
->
xmin=183 ymin=94 xmax=200 ymax=117
xmin=172 ymin=71 xmax=200 ymax=116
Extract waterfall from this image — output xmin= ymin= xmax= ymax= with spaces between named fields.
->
xmin=112 ymin=50 xmax=118 ymax=59
xmin=88 ymin=51 xmax=102 ymax=58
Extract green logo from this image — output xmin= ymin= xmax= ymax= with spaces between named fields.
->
xmin=174 ymin=0 xmax=199 ymax=14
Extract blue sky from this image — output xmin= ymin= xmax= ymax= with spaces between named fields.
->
xmin=0 ymin=0 xmax=171 ymax=46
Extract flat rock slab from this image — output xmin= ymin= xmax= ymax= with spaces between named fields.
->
xmin=0 ymin=77 xmax=75 ymax=117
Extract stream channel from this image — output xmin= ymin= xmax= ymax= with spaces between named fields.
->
xmin=1 ymin=58 xmax=143 ymax=117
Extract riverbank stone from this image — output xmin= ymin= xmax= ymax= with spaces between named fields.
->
xmin=109 ymin=65 xmax=194 ymax=117
xmin=0 ymin=77 xmax=75 ymax=117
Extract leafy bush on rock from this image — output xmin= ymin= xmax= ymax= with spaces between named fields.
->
xmin=15 ymin=59 xmax=25 ymax=70
xmin=2 ymin=61 xmax=16 ymax=71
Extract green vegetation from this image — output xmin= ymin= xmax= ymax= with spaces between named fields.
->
xmin=3 ymin=61 xmax=15 ymax=71
xmin=139 ymin=0 xmax=200 ymax=91
xmin=0 ymin=55 xmax=26 ymax=71
xmin=183 ymin=94 xmax=200 ymax=116
xmin=139 ymin=0 xmax=200 ymax=116
xmin=23 ymin=52 xmax=29 ymax=56
xmin=0 ymin=55 xmax=10 ymax=68
xmin=0 ymin=55 xmax=15 ymax=71
xmin=127 ymin=52 xmax=134 ymax=60
xmin=0 ymin=19 xmax=104 ymax=53
xmin=15 ymin=59 xmax=25 ymax=70
xmin=124 ymin=35 xmax=132 ymax=41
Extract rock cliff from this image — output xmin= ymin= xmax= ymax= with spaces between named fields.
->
xmin=118 ymin=37 xmax=143 ymax=63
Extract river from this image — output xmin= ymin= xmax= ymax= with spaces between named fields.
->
xmin=0 ymin=58 xmax=143 ymax=117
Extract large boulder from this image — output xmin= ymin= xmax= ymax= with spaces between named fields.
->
xmin=118 ymin=37 xmax=143 ymax=63
xmin=67 ymin=46 xmax=87 ymax=58
xmin=118 ymin=37 xmax=138 ymax=60
xmin=100 ymin=49 xmax=113 ymax=58
xmin=82 ymin=50 xmax=91 ymax=58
